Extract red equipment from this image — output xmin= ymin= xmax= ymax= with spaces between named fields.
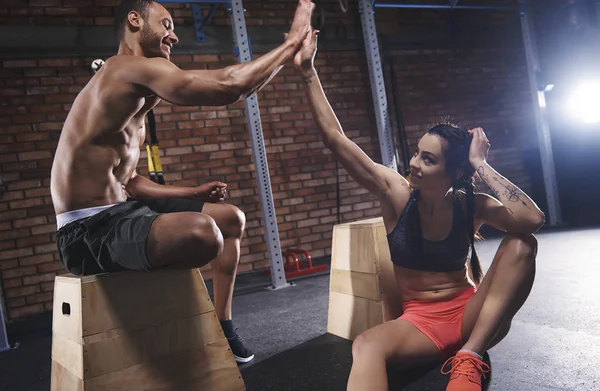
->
xmin=265 ymin=248 xmax=328 ymax=279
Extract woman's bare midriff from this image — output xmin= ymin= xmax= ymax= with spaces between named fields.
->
xmin=394 ymin=265 xmax=475 ymax=302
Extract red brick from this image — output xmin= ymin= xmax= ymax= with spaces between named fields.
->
xmin=5 ymin=284 xmax=40 ymax=299
xmin=37 ymin=261 xmax=64 ymax=273
xmin=7 ymin=180 xmax=41 ymax=191
xmin=22 ymin=271 xmax=56 ymax=286
xmin=2 ymin=266 xmax=36 ymax=278
xmin=0 ymin=240 xmax=15 ymax=250
xmin=44 ymin=94 xmax=76 ymax=103
xmin=9 ymin=197 xmax=44 ymax=210
xmin=17 ymin=234 xmax=50 ymax=248
xmin=24 ymin=187 xmax=50 ymax=197
xmin=41 ymin=281 xmax=54 ymax=292
xmin=18 ymin=151 xmax=52 ymax=161
xmin=26 ymin=86 xmax=60 ymax=95
xmin=7 ymin=297 xmax=26 ymax=310
xmin=25 ymin=291 xmax=54 ymax=305
xmin=35 ymin=122 xmax=63 ymax=131
xmin=8 ymin=304 xmax=44 ymax=319
xmin=3 ymin=278 xmax=22 ymax=289
xmin=19 ymin=253 xmax=54 ymax=267
xmin=34 ymin=243 xmax=56 ymax=254
xmin=13 ymin=216 xmax=47 ymax=228
xmin=192 ymin=55 xmax=220 ymax=63
xmin=41 ymin=76 xmax=74 ymax=85
xmin=64 ymin=0 xmax=92 ymax=6
xmin=0 ymin=209 xmax=27 ymax=222
xmin=3 ymin=59 xmax=37 ymax=68
xmin=31 ymin=224 xmax=56 ymax=235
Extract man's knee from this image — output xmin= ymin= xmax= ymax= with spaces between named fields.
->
xmin=221 ymin=204 xmax=246 ymax=238
xmin=504 ymin=233 xmax=538 ymax=261
xmin=189 ymin=214 xmax=224 ymax=260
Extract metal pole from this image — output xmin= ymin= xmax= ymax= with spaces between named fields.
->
xmin=229 ymin=0 xmax=290 ymax=289
xmin=0 ymin=289 xmax=15 ymax=353
xmin=388 ymin=59 xmax=410 ymax=176
xmin=519 ymin=1 xmax=563 ymax=226
xmin=374 ymin=3 xmax=515 ymax=10
xmin=359 ymin=0 xmax=398 ymax=171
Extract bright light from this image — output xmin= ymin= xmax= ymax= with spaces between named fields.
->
xmin=537 ymin=91 xmax=547 ymax=108
xmin=567 ymin=82 xmax=600 ymax=124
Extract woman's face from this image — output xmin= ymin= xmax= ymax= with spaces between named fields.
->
xmin=408 ymin=133 xmax=452 ymax=192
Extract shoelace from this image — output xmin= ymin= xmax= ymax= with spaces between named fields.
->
xmin=227 ymin=328 xmax=245 ymax=343
xmin=441 ymin=355 xmax=491 ymax=379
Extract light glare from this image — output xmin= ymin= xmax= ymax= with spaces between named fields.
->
xmin=567 ymin=82 xmax=600 ymax=124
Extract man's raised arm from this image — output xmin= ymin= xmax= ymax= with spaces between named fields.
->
xmin=125 ymin=0 xmax=314 ymax=107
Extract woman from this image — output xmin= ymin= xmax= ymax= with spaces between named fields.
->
xmin=293 ymin=29 xmax=544 ymax=391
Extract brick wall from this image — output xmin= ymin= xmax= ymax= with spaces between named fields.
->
xmin=0 ymin=0 xmax=537 ymax=320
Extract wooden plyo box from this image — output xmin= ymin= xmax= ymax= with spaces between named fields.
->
xmin=327 ymin=217 xmax=403 ymax=341
xmin=50 ymin=268 xmax=245 ymax=391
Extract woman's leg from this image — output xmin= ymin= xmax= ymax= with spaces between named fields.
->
xmin=461 ymin=233 xmax=537 ymax=353
xmin=442 ymin=233 xmax=537 ymax=391
xmin=348 ymin=319 xmax=443 ymax=391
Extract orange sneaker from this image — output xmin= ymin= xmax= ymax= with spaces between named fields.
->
xmin=441 ymin=351 xmax=491 ymax=391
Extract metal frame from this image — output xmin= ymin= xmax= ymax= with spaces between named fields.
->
xmin=228 ymin=0 xmax=290 ymax=290
xmin=363 ymin=0 xmax=562 ymax=226
xmin=156 ymin=0 xmax=289 ymax=289
xmin=518 ymin=0 xmax=562 ymax=225
xmin=358 ymin=0 xmax=398 ymax=171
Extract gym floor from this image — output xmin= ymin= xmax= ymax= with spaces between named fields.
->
xmin=1 ymin=227 xmax=599 ymax=391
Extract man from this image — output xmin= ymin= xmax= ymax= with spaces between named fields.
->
xmin=50 ymin=0 xmax=314 ymax=363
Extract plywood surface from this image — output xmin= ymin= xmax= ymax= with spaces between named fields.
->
xmin=327 ymin=291 xmax=383 ymax=341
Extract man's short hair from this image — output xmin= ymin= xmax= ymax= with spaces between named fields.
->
xmin=114 ymin=0 xmax=154 ymax=41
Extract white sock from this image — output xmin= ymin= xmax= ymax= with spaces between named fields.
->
xmin=459 ymin=349 xmax=483 ymax=360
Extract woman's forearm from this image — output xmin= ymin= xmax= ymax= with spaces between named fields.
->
xmin=473 ymin=159 xmax=544 ymax=222
xmin=303 ymin=71 xmax=346 ymax=143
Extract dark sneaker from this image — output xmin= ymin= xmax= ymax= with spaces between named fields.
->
xmin=226 ymin=329 xmax=255 ymax=363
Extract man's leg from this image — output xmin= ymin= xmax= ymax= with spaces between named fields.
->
xmin=199 ymin=203 xmax=246 ymax=321
xmin=140 ymin=198 xmax=252 ymax=362
xmin=199 ymin=203 xmax=254 ymax=363
xmin=145 ymin=212 xmax=224 ymax=269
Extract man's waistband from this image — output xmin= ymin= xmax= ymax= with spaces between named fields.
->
xmin=56 ymin=204 xmax=118 ymax=230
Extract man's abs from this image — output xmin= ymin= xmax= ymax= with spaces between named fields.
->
xmin=51 ymin=154 xmax=131 ymax=215
xmin=50 ymin=58 xmax=155 ymax=216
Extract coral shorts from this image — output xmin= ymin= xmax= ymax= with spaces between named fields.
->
xmin=399 ymin=286 xmax=476 ymax=358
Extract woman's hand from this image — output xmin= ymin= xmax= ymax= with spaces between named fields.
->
xmin=468 ymin=127 xmax=490 ymax=168
xmin=287 ymin=27 xmax=319 ymax=79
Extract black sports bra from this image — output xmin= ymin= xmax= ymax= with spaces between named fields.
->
xmin=386 ymin=190 xmax=471 ymax=272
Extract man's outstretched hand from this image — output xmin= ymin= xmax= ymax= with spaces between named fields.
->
xmin=286 ymin=0 xmax=315 ymax=49
xmin=193 ymin=181 xmax=227 ymax=203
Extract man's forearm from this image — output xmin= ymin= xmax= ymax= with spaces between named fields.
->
xmin=126 ymin=174 xmax=193 ymax=199
xmin=229 ymin=40 xmax=298 ymax=99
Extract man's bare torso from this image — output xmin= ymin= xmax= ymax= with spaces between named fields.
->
xmin=51 ymin=56 xmax=160 ymax=215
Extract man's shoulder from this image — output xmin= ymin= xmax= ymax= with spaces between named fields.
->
xmin=104 ymin=55 xmax=170 ymax=70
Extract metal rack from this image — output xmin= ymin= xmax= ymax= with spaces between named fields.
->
xmin=157 ymin=0 xmax=289 ymax=289
xmin=360 ymin=0 xmax=563 ymax=226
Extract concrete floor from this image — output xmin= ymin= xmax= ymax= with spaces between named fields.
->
xmin=1 ymin=227 xmax=599 ymax=390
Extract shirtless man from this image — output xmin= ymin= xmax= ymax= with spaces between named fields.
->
xmin=50 ymin=0 xmax=314 ymax=363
